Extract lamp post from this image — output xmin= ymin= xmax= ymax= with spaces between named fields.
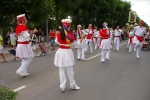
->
xmin=45 ymin=2 xmax=49 ymax=44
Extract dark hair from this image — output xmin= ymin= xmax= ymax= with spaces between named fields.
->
xmin=60 ymin=29 xmax=66 ymax=41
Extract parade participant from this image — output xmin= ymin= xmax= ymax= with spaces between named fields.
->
xmin=93 ymin=26 xmax=100 ymax=50
xmin=54 ymin=19 xmax=84 ymax=92
xmin=128 ymin=25 xmax=134 ymax=52
xmin=99 ymin=22 xmax=112 ymax=63
xmin=133 ymin=20 xmax=146 ymax=58
xmin=110 ymin=28 xmax=114 ymax=44
xmin=15 ymin=14 xmax=38 ymax=77
xmin=114 ymin=26 xmax=121 ymax=51
xmin=85 ymin=24 xmax=93 ymax=53
xmin=76 ymin=24 xmax=86 ymax=60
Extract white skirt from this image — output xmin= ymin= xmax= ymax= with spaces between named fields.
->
xmin=133 ymin=36 xmax=143 ymax=47
xmin=16 ymin=44 xmax=34 ymax=58
xmin=99 ymin=39 xmax=112 ymax=49
xmin=54 ymin=48 xmax=75 ymax=67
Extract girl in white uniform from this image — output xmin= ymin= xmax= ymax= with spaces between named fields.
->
xmin=54 ymin=19 xmax=84 ymax=92
xmin=15 ymin=14 xmax=38 ymax=77
xmin=76 ymin=24 xmax=86 ymax=60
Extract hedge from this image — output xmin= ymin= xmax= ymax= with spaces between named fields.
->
xmin=0 ymin=86 xmax=17 ymax=100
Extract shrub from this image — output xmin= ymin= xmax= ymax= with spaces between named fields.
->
xmin=0 ymin=86 xmax=17 ymax=100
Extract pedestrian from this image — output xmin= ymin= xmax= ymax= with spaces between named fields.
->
xmin=30 ymin=30 xmax=39 ymax=56
xmin=114 ymin=26 xmax=122 ymax=51
xmin=15 ymin=14 xmax=38 ymax=77
xmin=6 ymin=29 xmax=11 ymax=47
xmin=38 ymin=28 xmax=44 ymax=42
xmin=10 ymin=29 xmax=17 ymax=49
xmin=54 ymin=19 xmax=84 ymax=92
xmin=49 ymin=29 xmax=55 ymax=50
xmin=99 ymin=22 xmax=112 ymax=63
xmin=85 ymin=24 xmax=93 ymax=53
xmin=133 ymin=20 xmax=147 ymax=58
xmin=76 ymin=24 xmax=86 ymax=60
xmin=0 ymin=32 xmax=7 ymax=63
xmin=121 ymin=27 xmax=125 ymax=40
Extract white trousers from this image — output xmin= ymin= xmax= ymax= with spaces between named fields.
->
xmin=134 ymin=44 xmax=142 ymax=55
xmin=16 ymin=58 xmax=33 ymax=74
xmin=77 ymin=48 xmax=85 ymax=59
xmin=93 ymin=38 xmax=100 ymax=49
xmin=101 ymin=49 xmax=110 ymax=62
xmin=59 ymin=66 xmax=77 ymax=89
xmin=129 ymin=43 xmax=134 ymax=52
xmin=85 ymin=40 xmax=93 ymax=53
xmin=114 ymin=37 xmax=120 ymax=51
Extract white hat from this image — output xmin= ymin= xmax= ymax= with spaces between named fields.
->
xmin=77 ymin=24 xmax=81 ymax=28
xmin=17 ymin=14 xmax=25 ymax=19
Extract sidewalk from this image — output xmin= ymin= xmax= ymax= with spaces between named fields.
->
xmin=3 ymin=43 xmax=50 ymax=54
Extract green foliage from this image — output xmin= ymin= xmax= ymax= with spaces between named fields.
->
xmin=0 ymin=0 xmax=149 ymax=31
xmin=0 ymin=86 xmax=18 ymax=100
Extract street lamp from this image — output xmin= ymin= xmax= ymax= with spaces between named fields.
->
xmin=45 ymin=1 xmax=49 ymax=44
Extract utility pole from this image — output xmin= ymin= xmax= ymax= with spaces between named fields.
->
xmin=46 ymin=2 xmax=49 ymax=44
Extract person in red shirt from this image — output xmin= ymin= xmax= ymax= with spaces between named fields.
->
xmin=99 ymin=22 xmax=112 ymax=63
xmin=49 ymin=29 xmax=55 ymax=50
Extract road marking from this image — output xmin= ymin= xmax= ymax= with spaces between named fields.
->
xmin=13 ymin=85 xmax=26 ymax=92
xmin=86 ymin=42 xmax=126 ymax=60
xmin=87 ymin=53 xmax=101 ymax=60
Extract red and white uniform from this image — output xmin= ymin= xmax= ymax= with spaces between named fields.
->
xmin=128 ymin=29 xmax=134 ymax=52
xmin=54 ymin=19 xmax=81 ymax=91
xmin=133 ymin=26 xmax=146 ymax=57
xmin=93 ymin=29 xmax=100 ymax=49
xmin=16 ymin=24 xmax=34 ymax=58
xmin=54 ymin=32 xmax=81 ymax=67
xmin=114 ymin=29 xmax=121 ymax=51
xmin=76 ymin=27 xmax=86 ymax=60
xmin=15 ymin=14 xmax=34 ymax=76
xmin=85 ymin=27 xmax=93 ymax=53
xmin=133 ymin=26 xmax=146 ymax=46
xmin=99 ymin=28 xmax=112 ymax=62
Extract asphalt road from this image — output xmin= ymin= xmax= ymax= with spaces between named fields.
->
xmin=0 ymin=41 xmax=150 ymax=100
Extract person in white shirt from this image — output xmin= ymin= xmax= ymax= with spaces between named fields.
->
xmin=54 ymin=19 xmax=84 ymax=92
xmin=109 ymin=28 xmax=114 ymax=44
xmin=10 ymin=29 xmax=16 ymax=49
xmin=15 ymin=14 xmax=38 ymax=77
xmin=114 ymin=26 xmax=121 ymax=51
xmin=99 ymin=22 xmax=112 ymax=63
xmin=128 ymin=26 xmax=135 ymax=52
xmin=76 ymin=24 xmax=86 ymax=60
xmin=133 ymin=20 xmax=146 ymax=58
xmin=85 ymin=24 xmax=93 ymax=53
xmin=93 ymin=26 xmax=100 ymax=50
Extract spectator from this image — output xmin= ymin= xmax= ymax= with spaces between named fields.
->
xmin=0 ymin=33 xmax=7 ymax=63
xmin=10 ymin=29 xmax=17 ymax=49
xmin=30 ymin=29 xmax=39 ymax=56
xmin=38 ymin=28 xmax=44 ymax=42
xmin=6 ymin=28 xmax=11 ymax=47
xmin=49 ymin=29 xmax=56 ymax=50
xmin=121 ymin=27 xmax=125 ymax=40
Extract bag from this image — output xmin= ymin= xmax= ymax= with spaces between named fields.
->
xmin=38 ymin=43 xmax=48 ymax=53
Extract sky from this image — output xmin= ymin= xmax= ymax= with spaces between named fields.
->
xmin=123 ymin=0 xmax=150 ymax=26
